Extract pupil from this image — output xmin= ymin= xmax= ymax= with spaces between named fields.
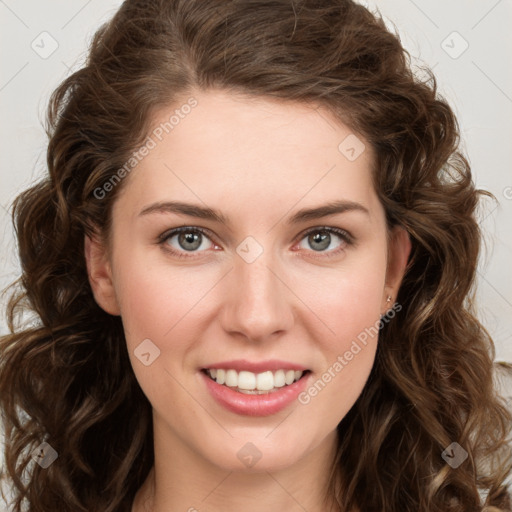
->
xmin=310 ymin=231 xmax=329 ymax=251
xmin=179 ymin=232 xmax=201 ymax=251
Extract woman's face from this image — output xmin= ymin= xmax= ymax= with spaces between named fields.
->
xmin=86 ymin=89 xmax=410 ymax=473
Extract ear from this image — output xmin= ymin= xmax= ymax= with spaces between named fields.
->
xmin=382 ymin=225 xmax=411 ymax=313
xmin=84 ymin=232 xmax=121 ymax=316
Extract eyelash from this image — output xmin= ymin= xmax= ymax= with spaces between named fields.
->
xmin=157 ymin=225 xmax=354 ymax=260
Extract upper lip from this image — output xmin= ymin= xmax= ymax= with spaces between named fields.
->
xmin=202 ymin=359 xmax=309 ymax=373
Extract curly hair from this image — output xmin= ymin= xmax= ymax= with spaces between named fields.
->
xmin=1 ymin=0 xmax=511 ymax=510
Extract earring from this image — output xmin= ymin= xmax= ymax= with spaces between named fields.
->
xmin=381 ymin=295 xmax=393 ymax=321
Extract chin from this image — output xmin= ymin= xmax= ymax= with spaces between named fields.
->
xmin=201 ymin=434 xmax=310 ymax=473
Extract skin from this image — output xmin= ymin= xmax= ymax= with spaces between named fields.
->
xmin=85 ymin=88 xmax=411 ymax=512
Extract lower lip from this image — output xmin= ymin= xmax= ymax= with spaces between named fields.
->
xmin=201 ymin=370 xmax=312 ymax=417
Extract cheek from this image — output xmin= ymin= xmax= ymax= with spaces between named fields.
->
xmin=112 ymin=252 xmax=199 ymax=351
xmin=308 ymin=280 xmax=382 ymax=387
xmin=113 ymin=261 xmax=207 ymax=402
xmin=298 ymin=249 xmax=386 ymax=402
xmin=116 ymin=275 xmax=169 ymax=344
xmin=297 ymin=274 xmax=384 ymax=422
xmin=304 ymin=250 xmax=387 ymax=345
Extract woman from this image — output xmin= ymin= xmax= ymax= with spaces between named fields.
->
xmin=1 ymin=0 xmax=511 ymax=511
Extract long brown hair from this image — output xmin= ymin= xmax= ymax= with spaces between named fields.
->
xmin=1 ymin=1 xmax=511 ymax=510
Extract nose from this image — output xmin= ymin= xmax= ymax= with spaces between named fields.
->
xmin=219 ymin=249 xmax=295 ymax=342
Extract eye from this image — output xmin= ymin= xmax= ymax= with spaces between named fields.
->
xmin=295 ymin=227 xmax=353 ymax=257
xmin=158 ymin=227 xmax=216 ymax=259
xmin=157 ymin=225 xmax=354 ymax=260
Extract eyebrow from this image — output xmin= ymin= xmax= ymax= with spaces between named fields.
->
xmin=138 ymin=199 xmax=370 ymax=225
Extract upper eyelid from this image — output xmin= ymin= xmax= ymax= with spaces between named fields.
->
xmin=159 ymin=225 xmax=353 ymax=247
xmin=158 ymin=226 xmax=216 ymax=243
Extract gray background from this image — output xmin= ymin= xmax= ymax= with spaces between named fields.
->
xmin=1 ymin=1 xmax=511 ymax=509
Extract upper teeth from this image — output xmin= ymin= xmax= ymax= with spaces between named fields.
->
xmin=207 ymin=369 xmax=304 ymax=391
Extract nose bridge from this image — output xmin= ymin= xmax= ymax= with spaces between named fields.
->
xmin=221 ymin=242 xmax=293 ymax=340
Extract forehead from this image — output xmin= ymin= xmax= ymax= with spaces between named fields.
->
xmin=114 ymin=89 xmax=381 ymax=224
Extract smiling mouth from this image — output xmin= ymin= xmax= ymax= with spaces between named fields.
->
xmin=201 ymin=368 xmax=311 ymax=394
